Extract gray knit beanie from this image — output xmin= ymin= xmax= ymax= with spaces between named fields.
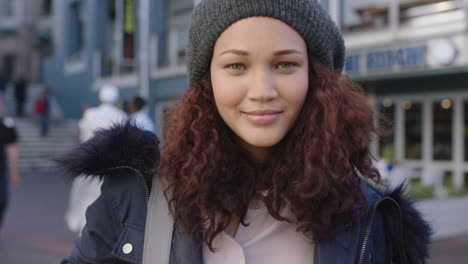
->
xmin=186 ymin=0 xmax=345 ymax=84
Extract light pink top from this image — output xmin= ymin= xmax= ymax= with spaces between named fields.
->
xmin=202 ymin=201 xmax=315 ymax=264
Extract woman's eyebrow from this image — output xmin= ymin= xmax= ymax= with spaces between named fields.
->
xmin=218 ymin=49 xmax=303 ymax=57
xmin=273 ymin=49 xmax=303 ymax=56
xmin=219 ymin=49 xmax=249 ymax=56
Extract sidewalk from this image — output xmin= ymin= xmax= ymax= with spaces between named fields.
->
xmin=0 ymin=171 xmax=75 ymax=263
xmin=419 ymin=196 xmax=468 ymax=263
xmin=428 ymin=234 xmax=468 ymax=263
xmin=418 ymin=196 xmax=468 ymax=239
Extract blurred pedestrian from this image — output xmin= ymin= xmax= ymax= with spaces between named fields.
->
xmin=78 ymin=85 xmax=127 ymax=142
xmin=0 ymin=96 xmax=21 ymax=231
xmin=13 ymin=77 xmax=27 ymax=117
xmin=34 ymin=88 xmax=50 ymax=137
xmin=65 ymin=84 xmax=127 ymax=235
xmin=0 ymin=74 xmax=7 ymax=96
xmin=129 ymin=96 xmax=155 ymax=132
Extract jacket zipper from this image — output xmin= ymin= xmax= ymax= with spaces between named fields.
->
xmin=109 ymin=165 xmax=151 ymax=208
xmin=358 ymin=197 xmax=406 ymax=264
xmin=358 ymin=208 xmax=376 ymax=264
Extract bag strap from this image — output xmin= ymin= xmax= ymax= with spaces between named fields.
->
xmin=374 ymin=197 xmax=409 ymax=264
xmin=142 ymin=177 xmax=174 ymax=264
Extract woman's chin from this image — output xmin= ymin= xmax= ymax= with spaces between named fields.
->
xmin=241 ymin=136 xmax=281 ymax=149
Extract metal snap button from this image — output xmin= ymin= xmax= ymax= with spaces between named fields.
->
xmin=122 ymin=243 xmax=133 ymax=254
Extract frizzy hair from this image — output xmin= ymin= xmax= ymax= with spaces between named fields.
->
xmin=159 ymin=58 xmax=380 ymax=250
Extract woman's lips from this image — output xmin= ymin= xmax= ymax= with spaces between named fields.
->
xmin=242 ymin=110 xmax=282 ymax=125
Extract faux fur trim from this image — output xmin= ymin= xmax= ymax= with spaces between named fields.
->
xmin=378 ymin=183 xmax=433 ymax=263
xmin=54 ymin=122 xmax=160 ymax=179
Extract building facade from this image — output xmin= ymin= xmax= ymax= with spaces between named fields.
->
xmin=41 ymin=0 xmax=191 ymax=124
xmin=336 ymin=0 xmax=468 ymax=190
xmin=0 ymin=0 xmax=51 ymax=83
xmin=40 ymin=0 xmax=468 ymax=190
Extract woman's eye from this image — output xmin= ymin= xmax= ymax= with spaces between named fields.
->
xmin=226 ymin=64 xmax=245 ymax=70
xmin=277 ymin=62 xmax=297 ymax=69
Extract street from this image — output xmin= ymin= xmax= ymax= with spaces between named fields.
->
xmin=0 ymin=171 xmax=75 ymax=263
xmin=0 ymin=171 xmax=467 ymax=263
xmin=429 ymin=235 xmax=468 ymax=264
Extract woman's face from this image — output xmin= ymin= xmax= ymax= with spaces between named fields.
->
xmin=210 ymin=17 xmax=309 ymax=160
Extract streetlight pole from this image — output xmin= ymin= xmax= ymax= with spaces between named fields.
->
xmin=139 ymin=0 xmax=150 ymax=98
xmin=329 ymin=0 xmax=340 ymax=28
xmin=464 ymin=0 xmax=468 ymax=28
xmin=390 ymin=0 xmax=400 ymax=39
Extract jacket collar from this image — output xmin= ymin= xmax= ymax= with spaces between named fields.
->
xmin=171 ymin=182 xmax=432 ymax=264
xmin=169 ymin=183 xmax=375 ymax=264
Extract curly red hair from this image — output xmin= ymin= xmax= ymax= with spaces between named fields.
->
xmin=160 ymin=59 xmax=380 ymax=250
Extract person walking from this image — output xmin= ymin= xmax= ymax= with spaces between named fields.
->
xmin=78 ymin=84 xmax=127 ymax=142
xmin=0 ymin=74 xmax=7 ymax=97
xmin=57 ymin=1 xmax=432 ymax=263
xmin=128 ymin=96 xmax=155 ymax=133
xmin=13 ymin=77 xmax=27 ymax=117
xmin=0 ymin=96 xmax=21 ymax=231
xmin=64 ymin=84 xmax=127 ymax=235
xmin=34 ymin=88 xmax=50 ymax=137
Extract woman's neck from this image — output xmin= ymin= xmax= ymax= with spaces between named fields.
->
xmin=235 ymin=138 xmax=272 ymax=164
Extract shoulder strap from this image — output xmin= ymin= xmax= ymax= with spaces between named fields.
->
xmin=143 ymin=177 xmax=174 ymax=264
xmin=374 ymin=197 xmax=409 ymax=264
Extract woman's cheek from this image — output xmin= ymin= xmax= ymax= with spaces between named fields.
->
xmin=213 ymin=79 xmax=247 ymax=108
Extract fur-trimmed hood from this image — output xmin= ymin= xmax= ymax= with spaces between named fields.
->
xmin=55 ymin=122 xmax=160 ymax=180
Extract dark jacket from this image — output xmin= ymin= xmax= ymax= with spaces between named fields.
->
xmin=57 ymin=124 xmax=432 ymax=264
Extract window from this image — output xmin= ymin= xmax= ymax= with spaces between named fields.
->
xmin=341 ymin=0 xmax=391 ymax=33
xmin=0 ymin=0 xmax=14 ymax=17
xmin=341 ymin=0 xmax=463 ymax=33
xmin=464 ymin=101 xmax=468 ymax=162
xmin=42 ymin=0 xmax=52 ymax=16
xmin=433 ymin=99 xmax=453 ymax=160
xmin=101 ymin=0 xmax=117 ymax=77
xmin=378 ymin=99 xmax=395 ymax=160
xmin=163 ymin=0 xmax=193 ymax=68
xmin=101 ymin=0 xmax=138 ymax=77
xmin=68 ymin=2 xmax=85 ymax=60
xmin=404 ymin=101 xmax=422 ymax=160
xmin=399 ymin=0 xmax=463 ymax=28
xmin=122 ymin=0 xmax=137 ymax=71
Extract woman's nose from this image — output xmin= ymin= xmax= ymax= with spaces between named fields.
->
xmin=247 ymin=69 xmax=278 ymax=102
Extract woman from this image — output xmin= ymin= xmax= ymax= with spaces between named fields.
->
xmin=58 ymin=0 xmax=431 ymax=263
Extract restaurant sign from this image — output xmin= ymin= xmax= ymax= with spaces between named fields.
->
xmin=345 ymin=44 xmax=427 ymax=74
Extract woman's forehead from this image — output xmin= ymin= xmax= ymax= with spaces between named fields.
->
xmin=213 ymin=17 xmax=307 ymax=57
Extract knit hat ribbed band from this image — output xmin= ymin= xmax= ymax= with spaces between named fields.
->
xmin=186 ymin=0 xmax=345 ymax=84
